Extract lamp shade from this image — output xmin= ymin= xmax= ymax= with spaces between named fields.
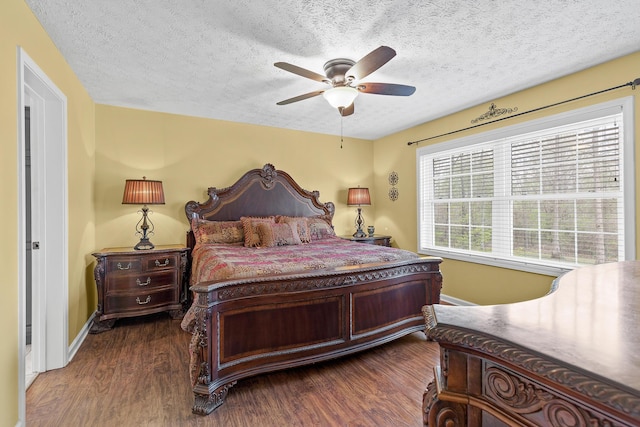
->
xmin=122 ymin=178 xmax=165 ymax=205
xmin=323 ymin=86 xmax=359 ymax=109
xmin=347 ymin=187 xmax=371 ymax=206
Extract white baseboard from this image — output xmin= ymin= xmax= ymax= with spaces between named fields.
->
xmin=440 ymin=293 xmax=476 ymax=306
xmin=68 ymin=312 xmax=95 ymax=362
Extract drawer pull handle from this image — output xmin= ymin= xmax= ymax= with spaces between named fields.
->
xmin=117 ymin=262 xmax=132 ymax=270
xmin=136 ymin=296 xmax=151 ymax=305
xmin=136 ymin=277 xmax=151 ymax=287
xmin=155 ymin=258 xmax=170 ymax=267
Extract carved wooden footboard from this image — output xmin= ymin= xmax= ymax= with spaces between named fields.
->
xmin=189 ymin=257 xmax=442 ymax=415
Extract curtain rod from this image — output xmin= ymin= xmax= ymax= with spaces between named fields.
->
xmin=407 ymin=77 xmax=640 ymax=146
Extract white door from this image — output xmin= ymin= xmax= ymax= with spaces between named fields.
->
xmin=18 ymin=48 xmax=69 ymax=424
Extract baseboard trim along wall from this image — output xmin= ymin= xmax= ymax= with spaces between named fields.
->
xmin=440 ymin=294 xmax=475 ymax=306
xmin=68 ymin=312 xmax=95 ymax=362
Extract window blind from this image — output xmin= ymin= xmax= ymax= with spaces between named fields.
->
xmin=417 ymin=102 xmax=632 ymax=274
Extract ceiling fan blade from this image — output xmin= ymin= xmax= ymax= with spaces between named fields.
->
xmin=346 ymin=46 xmax=396 ymax=81
xmin=274 ymin=62 xmax=329 ymax=83
xmin=357 ymin=82 xmax=416 ymax=96
xmin=276 ymin=90 xmax=325 ymax=105
xmin=339 ymin=103 xmax=354 ymax=117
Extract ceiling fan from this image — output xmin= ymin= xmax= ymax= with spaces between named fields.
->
xmin=274 ymin=46 xmax=416 ymax=117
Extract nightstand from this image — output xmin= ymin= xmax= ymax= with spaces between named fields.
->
xmin=340 ymin=234 xmax=392 ymax=247
xmin=91 ymin=244 xmax=188 ymax=333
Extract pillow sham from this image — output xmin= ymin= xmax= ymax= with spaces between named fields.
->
xmin=276 ymin=216 xmax=311 ymax=243
xmin=307 ymin=215 xmax=336 ymax=240
xmin=240 ymin=216 xmax=276 ymax=247
xmin=191 ymin=218 xmax=244 ymax=245
xmin=257 ymin=222 xmax=302 ymax=247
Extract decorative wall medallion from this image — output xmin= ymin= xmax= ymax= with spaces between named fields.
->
xmin=389 ymin=187 xmax=399 ymax=201
xmin=388 ymin=171 xmax=399 ymax=201
xmin=471 ymin=102 xmax=518 ymax=124
xmin=388 ymin=171 xmax=399 ymax=186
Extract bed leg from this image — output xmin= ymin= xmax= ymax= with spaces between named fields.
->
xmin=192 ymin=382 xmax=237 ymax=415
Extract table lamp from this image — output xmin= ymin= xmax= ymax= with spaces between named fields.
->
xmin=122 ymin=177 xmax=165 ymax=250
xmin=347 ymin=187 xmax=371 ymax=238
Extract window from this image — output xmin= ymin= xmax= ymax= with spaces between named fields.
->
xmin=417 ymin=97 xmax=635 ymax=275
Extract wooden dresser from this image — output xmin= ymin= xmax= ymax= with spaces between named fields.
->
xmin=91 ymin=244 xmax=188 ymax=333
xmin=423 ymin=261 xmax=640 ymax=426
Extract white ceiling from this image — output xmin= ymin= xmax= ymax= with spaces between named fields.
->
xmin=24 ymin=0 xmax=640 ymax=140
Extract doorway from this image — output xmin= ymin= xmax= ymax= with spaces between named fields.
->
xmin=24 ymin=105 xmax=35 ymax=388
xmin=17 ymin=48 xmax=69 ymax=424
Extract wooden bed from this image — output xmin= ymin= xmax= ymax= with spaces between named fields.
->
xmin=183 ymin=163 xmax=443 ymax=415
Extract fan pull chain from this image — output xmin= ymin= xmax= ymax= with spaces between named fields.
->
xmin=340 ymin=113 xmax=344 ymax=149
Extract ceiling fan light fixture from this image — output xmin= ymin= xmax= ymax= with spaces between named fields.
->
xmin=323 ymin=86 xmax=359 ymax=109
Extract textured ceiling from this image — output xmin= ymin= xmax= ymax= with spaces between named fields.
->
xmin=24 ymin=0 xmax=640 ymax=140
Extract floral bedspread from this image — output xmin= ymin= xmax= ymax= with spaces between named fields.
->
xmin=189 ymin=236 xmax=418 ymax=285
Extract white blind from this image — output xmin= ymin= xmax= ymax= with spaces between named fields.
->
xmin=417 ymin=103 xmax=631 ymax=273
xmin=509 ymin=115 xmax=622 ymax=265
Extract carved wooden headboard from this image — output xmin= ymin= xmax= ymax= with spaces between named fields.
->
xmin=184 ymin=163 xmax=335 ymax=249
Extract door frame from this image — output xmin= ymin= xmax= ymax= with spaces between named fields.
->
xmin=17 ymin=47 xmax=69 ymax=423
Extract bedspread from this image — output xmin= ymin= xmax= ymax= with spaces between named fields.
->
xmin=189 ymin=236 xmax=418 ymax=285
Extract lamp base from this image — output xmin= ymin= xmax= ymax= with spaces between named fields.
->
xmin=352 ymin=228 xmax=366 ymax=238
xmin=134 ymin=237 xmax=155 ymax=250
xmin=352 ymin=207 xmax=367 ymax=238
xmin=133 ymin=205 xmax=155 ymax=250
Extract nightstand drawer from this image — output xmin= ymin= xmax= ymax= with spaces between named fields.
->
xmin=144 ymin=254 xmax=179 ymax=271
xmin=107 ymin=270 xmax=178 ymax=292
xmin=104 ymin=287 xmax=179 ymax=314
xmin=107 ymin=258 xmax=143 ymax=274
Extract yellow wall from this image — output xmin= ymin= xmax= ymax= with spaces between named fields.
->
xmin=94 ymin=105 xmax=373 ymax=249
xmin=374 ymin=51 xmax=640 ymax=304
xmin=1 ymin=0 xmax=96 ymax=424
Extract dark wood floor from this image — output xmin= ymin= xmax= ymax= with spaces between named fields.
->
xmin=26 ymin=313 xmax=439 ymax=427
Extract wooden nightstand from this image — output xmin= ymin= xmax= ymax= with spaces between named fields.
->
xmin=340 ymin=234 xmax=392 ymax=247
xmin=91 ymin=244 xmax=188 ymax=333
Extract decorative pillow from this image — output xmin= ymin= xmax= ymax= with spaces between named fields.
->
xmin=276 ymin=216 xmax=311 ymax=243
xmin=307 ymin=215 xmax=336 ymax=240
xmin=257 ymin=222 xmax=302 ymax=247
xmin=240 ymin=216 xmax=276 ymax=247
xmin=191 ymin=218 xmax=244 ymax=244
